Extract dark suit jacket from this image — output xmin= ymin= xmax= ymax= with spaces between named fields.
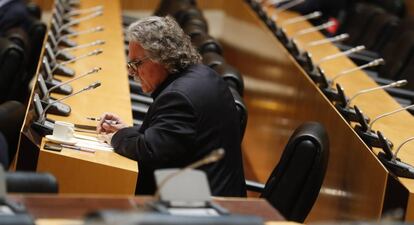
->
xmin=111 ymin=64 xmax=246 ymax=197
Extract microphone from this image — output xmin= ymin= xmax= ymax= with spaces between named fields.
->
xmin=292 ymin=21 xmax=335 ymax=39
xmin=59 ymin=11 xmax=103 ymax=33
xmin=274 ymin=0 xmax=306 ymax=16
xmin=331 ymin=58 xmax=385 ymax=84
xmin=305 ymin=33 xmax=349 ymax=48
xmin=57 ymin=26 xmax=104 ymax=43
xmin=153 ymin=148 xmax=225 ymax=200
xmin=64 ymin=5 xmax=103 ymax=18
xmin=346 ymin=79 xmax=407 ymax=107
xmin=56 ymin=40 xmax=105 ymax=55
xmin=39 ymin=81 xmax=101 ymax=123
xmin=281 ymin=11 xmax=322 ymax=26
xmin=52 ymin=49 xmax=103 ymax=72
xmin=317 ymin=45 xmax=365 ymax=65
xmin=44 ymin=67 xmax=101 ymax=100
xmin=376 ymin=131 xmax=414 ymax=178
xmin=393 ymin=137 xmax=414 ymax=162
xmin=369 ymin=103 xmax=414 ymax=132
xmin=352 ymin=106 xmax=394 ymax=149
xmin=41 ymin=56 xmax=74 ymax=93
xmin=47 ymin=31 xmax=75 ymax=61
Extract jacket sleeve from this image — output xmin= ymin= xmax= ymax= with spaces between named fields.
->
xmin=111 ymin=91 xmax=197 ymax=169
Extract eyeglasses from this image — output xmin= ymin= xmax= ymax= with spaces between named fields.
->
xmin=127 ymin=56 xmax=150 ymax=75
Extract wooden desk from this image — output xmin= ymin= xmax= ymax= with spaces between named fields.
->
xmin=14 ymin=0 xmax=138 ymax=195
xmin=7 ymin=194 xmax=284 ymax=223
xmin=254 ymin=4 xmax=414 ymax=221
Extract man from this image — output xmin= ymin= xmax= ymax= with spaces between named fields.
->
xmin=97 ymin=16 xmax=246 ymax=197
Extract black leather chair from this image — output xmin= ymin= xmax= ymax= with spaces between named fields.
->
xmin=6 ymin=172 xmax=58 ymax=193
xmin=202 ymin=52 xmax=225 ymax=68
xmin=229 ymin=86 xmax=248 ymax=140
xmin=0 ymin=101 xmax=25 ymax=166
xmin=0 ymin=37 xmax=25 ymax=103
xmin=214 ymin=63 xmax=244 ymax=96
xmin=192 ymin=33 xmax=222 ymax=55
xmin=246 ymin=122 xmax=329 ymax=222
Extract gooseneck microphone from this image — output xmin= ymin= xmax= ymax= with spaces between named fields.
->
xmin=393 ymin=137 xmax=414 ymax=162
xmin=317 ymin=45 xmax=365 ymax=65
xmin=306 ymin=33 xmax=349 ymax=48
xmin=281 ymin=11 xmax=322 ymax=26
xmin=45 ymin=67 xmax=101 ymax=99
xmin=39 ymin=81 xmax=101 ymax=123
xmin=64 ymin=5 xmax=103 ymax=18
xmin=346 ymin=80 xmax=407 ymax=107
xmin=58 ymin=11 xmax=103 ymax=33
xmin=57 ymin=26 xmax=104 ymax=43
xmin=56 ymin=40 xmax=105 ymax=55
xmin=369 ymin=104 xmax=414 ymax=132
xmin=275 ymin=0 xmax=305 ymax=16
xmin=154 ymin=148 xmax=225 ymax=200
xmin=52 ymin=49 xmax=103 ymax=72
xmin=331 ymin=58 xmax=385 ymax=84
xmin=292 ymin=21 xmax=335 ymax=39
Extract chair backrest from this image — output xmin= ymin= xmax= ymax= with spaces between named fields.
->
xmin=0 ymin=101 xmax=25 ymax=166
xmin=261 ymin=122 xmax=329 ymax=222
xmin=6 ymin=172 xmax=58 ymax=193
xmin=0 ymin=37 xmax=25 ymax=103
xmin=229 ymin=86 xmax=248 ymax=141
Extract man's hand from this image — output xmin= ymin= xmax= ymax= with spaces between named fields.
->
xmin=98 ymin=132 xmax=115 ymax=144
xmin=96 ymin=112 xmax=128 ymax=134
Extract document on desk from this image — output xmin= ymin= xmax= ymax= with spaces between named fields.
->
xmin=73 ymin=134 xmax=114 ymax=152
xmin=167 ymin=208 xmax=220 ymax=216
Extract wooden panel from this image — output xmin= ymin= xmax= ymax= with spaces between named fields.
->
xmin=217 ymin=0 xmax=388 ymax=221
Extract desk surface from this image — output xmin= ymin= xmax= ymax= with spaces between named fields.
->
xmin=15 ymin=0 xmax=138 ymax=195
xmin=8 ymin=194 xmax=284 ymax=222
xmin=263 ymin=6 xmax=414 ymax=220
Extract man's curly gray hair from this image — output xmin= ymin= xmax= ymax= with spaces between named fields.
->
xmin=127 ymin=16 xmax=201 ymax=74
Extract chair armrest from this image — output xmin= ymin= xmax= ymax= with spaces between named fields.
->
xmin=245 ymin=180 xmax=265 ymax=193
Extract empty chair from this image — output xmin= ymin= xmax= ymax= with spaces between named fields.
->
xmin=214 ymin=63 xmax=244 ymax=96
xmin=229 ymin=86 xmax=248 ymax=140
xmin=154 ymin=0 xmax=196 ymax=18
xmin=246 ymin=122 xmax=329 ymax=222
xmin=357 ymin=12 xmax=399 ymax=52
xmin=341 ymin=3 xmax=385 ymax=46
xmin=6 ymin=172 xmax=58 ymax=193
xmin=202 ymin=52 xmax=225 ymax=68
xmin=192 ymin=33 xmax=222 ymax=55
xmin=0 ymin=37 xmax=25 ymax=103
xmin=0 ymin=101 xmax=25 ymax=165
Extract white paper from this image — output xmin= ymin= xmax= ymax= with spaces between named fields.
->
xmin=73 ymin=134 xmax=113 ymax=152
xmin=167 ymin=208 xmax=220 ymax=217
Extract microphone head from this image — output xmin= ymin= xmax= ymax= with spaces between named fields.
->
xmin=393 ymin=79 xmax=408 ymax=88
xmin=92 ymin=49 xmax=103 ymax=55
xmin=95 ymin=40 xmax=105 ymax=45
xmin=93 ymin=67 xmax=102 ymax=73
xmin=95 ymin=26 xmax=104 ymax=32
xmin=312 ymin=11 xmax=322 ymax=17
xmin=91 ymin=82 xmax=101 ymax=89
xmin=204 ymin=148 xmax=225 ymax=164
xmin=371 ymin=58 xmax=385 ymax=67
xmin=84 ymin=81 xmax=101 ymax=90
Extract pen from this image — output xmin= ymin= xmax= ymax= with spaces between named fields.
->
xmin=61 ymin=144 xmax=96 ymax=153
xmin=86 ymin=117 xmax=118 ymax=125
